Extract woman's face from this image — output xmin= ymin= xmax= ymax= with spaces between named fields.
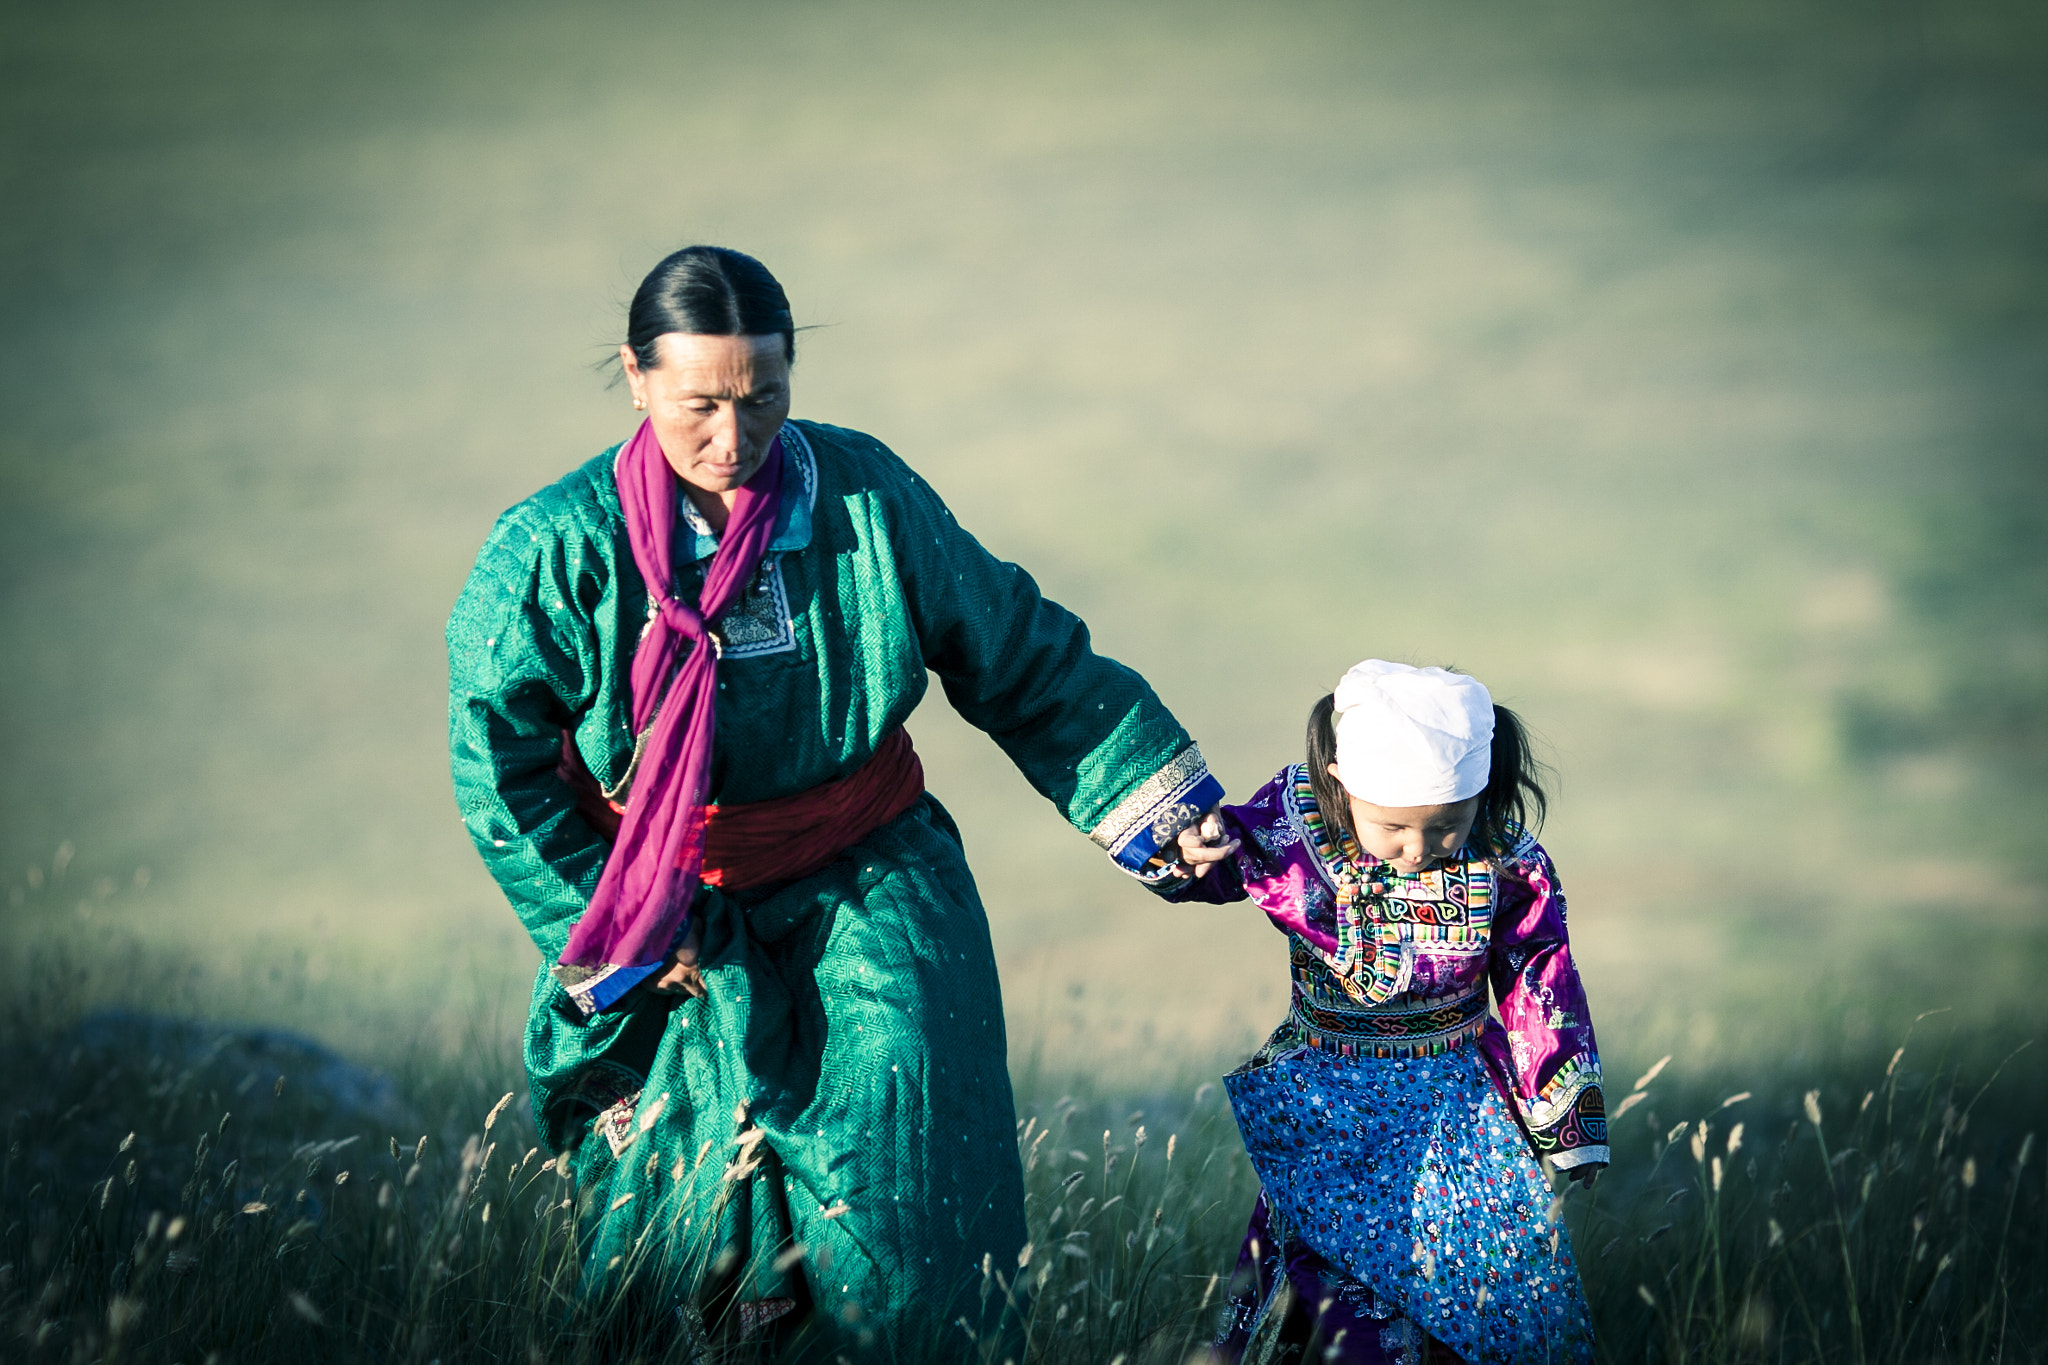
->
xmin=1328 ymin=764 xmax=1480 ymax=873
xmin=620 ymin=333 xmax=791 ymax=498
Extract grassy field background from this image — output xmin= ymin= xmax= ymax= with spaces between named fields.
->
xmin=2 ymin=3 xmax=2046 ymax=1352
xmin=5 ymin=0 xmax=2044 ymax=1067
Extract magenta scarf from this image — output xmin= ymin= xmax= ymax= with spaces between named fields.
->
xmin=557 ymin=419 xmax=785 ymax=971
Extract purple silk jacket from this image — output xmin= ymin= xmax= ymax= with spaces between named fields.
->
xmin=1176 ymin=763 xmax=1609 ymax=1168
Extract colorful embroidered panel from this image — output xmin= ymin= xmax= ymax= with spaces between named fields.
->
xmin=1286 ymin=939 xmax=1488 ymax=1059
xmin=1283 ymin=766 xmax=1496 ymax=1004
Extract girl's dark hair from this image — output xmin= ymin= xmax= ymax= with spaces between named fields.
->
xmin=626 ymin=246 xmax=795 ymax=369
xmin=1305 ymin=690 xmax=1549 ymax=860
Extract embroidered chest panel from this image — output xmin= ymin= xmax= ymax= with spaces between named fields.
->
xmin=1282 ymin=765 xmax=1495 ymax=1004
xmin=715 ymin=560 xmax=798 ymax=658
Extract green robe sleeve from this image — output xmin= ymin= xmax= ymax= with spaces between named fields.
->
xmin=447 ymin=500 xmax=612 ymax=960
xmin=876 ymin=452 xmax=1220 ymax=874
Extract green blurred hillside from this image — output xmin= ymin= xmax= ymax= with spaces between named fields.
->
xmin=3 ymin=0 xmax=2044 ymax=1075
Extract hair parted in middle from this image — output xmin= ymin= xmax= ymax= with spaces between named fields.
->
xmin=625 ymin=245 xmax=795 ymax=370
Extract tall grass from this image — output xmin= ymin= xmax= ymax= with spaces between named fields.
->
xmin=1579 ymin=1025 xmax=2045 ymax=1364
xmin=2 ymin=951 xmax=2040 ymax=1363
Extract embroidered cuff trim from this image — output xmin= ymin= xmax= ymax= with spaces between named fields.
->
xmin=1523 ymin=1058 xmax=1608 ymax=1156
xmin=1550 ymin=1145 xmax=1609 ymax=1171
xmin=1521 ymin=1054 xmax=1604 ymax=1132
xmin=1089 ymin=745 xmax=1223 ymax=873
xmin=551 ymin=960 xmax=663 ymax=1017
xmin=1121 ymin=859 xmax=1191 ymax=890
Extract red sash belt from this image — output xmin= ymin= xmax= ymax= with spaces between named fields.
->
xmin=559 ymin=728 xmax=926 ymax=892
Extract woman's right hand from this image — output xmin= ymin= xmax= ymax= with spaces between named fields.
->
xmin=648 ymin=916 xmax=708 ymax=999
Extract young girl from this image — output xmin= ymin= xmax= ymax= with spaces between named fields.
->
xmin=1170 ymin=660 xmax=1606 ymax=1365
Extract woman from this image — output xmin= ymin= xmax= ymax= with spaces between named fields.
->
xmin=447 ymin=246 xmax=1223 ymax=1355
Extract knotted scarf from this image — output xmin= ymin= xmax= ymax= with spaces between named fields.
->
xmin=557 ymin=419 xmax=784 ymax=973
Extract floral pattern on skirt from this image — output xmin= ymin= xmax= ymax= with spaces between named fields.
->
xmin=1223 ymin=1042 xmax=1593 ymax=1364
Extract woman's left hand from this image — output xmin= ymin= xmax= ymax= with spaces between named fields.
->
xmin=649 ymin=916 xmax=708 ymax=999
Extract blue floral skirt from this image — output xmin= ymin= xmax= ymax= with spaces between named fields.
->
xmin=1220 ymin=1040 xmax=1593 ymax=1364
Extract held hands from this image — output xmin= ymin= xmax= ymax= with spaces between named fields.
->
xmin=1170 ymin=809 xmax=1240 ymax=880
xmin=648 ymin=916 xmax=708 ymax=1000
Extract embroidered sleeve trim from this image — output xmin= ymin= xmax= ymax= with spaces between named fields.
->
xmin=1520 ymin=1054 xmax=1608 ymax=1157
xmin=1089 ymin=744 xmax=1223 ymax=874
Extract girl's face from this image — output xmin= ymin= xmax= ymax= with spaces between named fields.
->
xmin=1327 ymin=764 xmax=1480 ymax=873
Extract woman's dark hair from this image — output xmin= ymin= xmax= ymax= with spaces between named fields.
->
xmin=1305 ymin=690 xmax=1549 ymax=860
xmin=625 ymin=246 xmax=795 ymax=369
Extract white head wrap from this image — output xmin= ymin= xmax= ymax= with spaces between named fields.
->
xmin=1331 ymin=660 xmax=1495 ymax=807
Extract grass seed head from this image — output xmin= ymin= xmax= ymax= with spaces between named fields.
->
xmin=107 ymin=1295 xmax=144 ymax=1336
xmin=1803 ymin=1090 xmax=1823 ymax=1126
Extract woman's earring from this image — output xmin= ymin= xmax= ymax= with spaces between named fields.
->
xmin=633 ymin=396 xmax=646 ymax=410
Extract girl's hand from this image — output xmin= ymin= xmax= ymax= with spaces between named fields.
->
xmin=1173 ymin=810 xmax=1240 ymax=879
xmin=1566 ymin=1162 xmax=1603 ymax=1188
xmin=649 ymin=917 xmax=708 ymax=999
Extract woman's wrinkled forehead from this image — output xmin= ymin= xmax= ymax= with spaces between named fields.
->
xmin=645 ymin=333 xmax=790 ymax=396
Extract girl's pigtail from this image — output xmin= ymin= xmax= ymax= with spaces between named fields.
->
xmin=1474 ymin=704 xmax=1549 ymax=857
xmin=1305 ymin=693 xmax=1352 ymax=844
